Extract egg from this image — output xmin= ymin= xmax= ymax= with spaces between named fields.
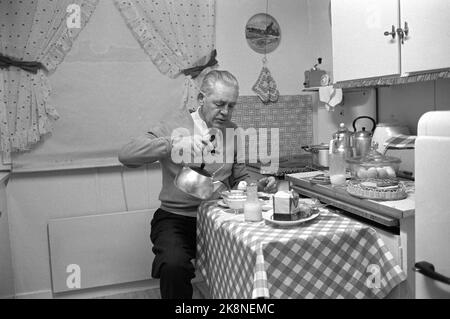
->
xmin=367 ymin=167 xmax=378 ymax=178
xmin=356 ymin=167 xmax=368 ymax=179
xmin=237 ymin=181 xmax=247 ymax=191
xmin=330 ymin=174 xmax=346 ymax=185
xmin=376 ymin=167 xmax=388 ymax=178
xmin=384 ymin=166 xmax=396 ymax=178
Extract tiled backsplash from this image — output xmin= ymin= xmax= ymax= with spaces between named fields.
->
xmin=231 ymin=95 xmax=313 ymax=160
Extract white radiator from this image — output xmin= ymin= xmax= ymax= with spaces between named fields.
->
xmin=48 ymin=209 xmax=156 ymax=293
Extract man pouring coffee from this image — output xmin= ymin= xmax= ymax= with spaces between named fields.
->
xmin=118 ymin=70 xmax=278 ymax=299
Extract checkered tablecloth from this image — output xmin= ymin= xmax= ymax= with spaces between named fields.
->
xmin=196 ymin=201 xmax=406 ymax=299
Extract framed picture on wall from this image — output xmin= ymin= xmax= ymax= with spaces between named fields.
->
xmin=245 ymin=13 xmax=281 ymax=54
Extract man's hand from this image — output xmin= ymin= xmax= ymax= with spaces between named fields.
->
xmin=257 ymin=176 xmax=278 ymax=193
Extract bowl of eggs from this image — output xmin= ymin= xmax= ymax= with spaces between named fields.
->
xmin=347 ymin=147 xmax=401 ymax=180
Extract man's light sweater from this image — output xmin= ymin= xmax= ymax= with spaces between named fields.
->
xmin=118 ymin=108 xmax=249 ymax=217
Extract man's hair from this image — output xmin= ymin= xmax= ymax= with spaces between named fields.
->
xmin=199 ymin=70 xmax=239 ymax=98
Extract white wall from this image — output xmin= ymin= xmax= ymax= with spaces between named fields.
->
xmin=216 ymin=0 xmax=333 ymax=95
xmin=378 ymin=79 xmax=450 ymax=134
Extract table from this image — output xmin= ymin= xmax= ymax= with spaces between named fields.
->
xmin=196 ymin=201 xmax=406 ymax=299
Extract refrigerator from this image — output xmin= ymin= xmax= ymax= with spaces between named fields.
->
xmin=415 ymin=111 xmax=450 ymax=298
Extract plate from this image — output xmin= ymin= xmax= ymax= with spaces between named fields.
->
xmin=221 ymin=191 xmax=272 ymax=199
xmin=217 ymin=199 xmax=272 ymax=211
xmin=262 ymin=211 xmax=320 ymax=227
xmin=257 ymin=192 xmax=272 ymax=200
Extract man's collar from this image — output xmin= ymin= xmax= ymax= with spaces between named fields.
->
xmin=191 ymin=108 xmax=209 ymax=135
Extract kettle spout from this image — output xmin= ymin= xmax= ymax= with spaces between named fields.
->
xmin=213 ymin=181 xmax=228 ymax=193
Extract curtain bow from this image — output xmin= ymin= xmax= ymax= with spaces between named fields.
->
xmin=181 ymin=50 xmax=218 ymax=79
xmin=0 ymin=54 xmax=46 ymax=74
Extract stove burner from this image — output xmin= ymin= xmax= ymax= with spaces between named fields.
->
xmin=260 ymin=165 xmax=318 ymax=177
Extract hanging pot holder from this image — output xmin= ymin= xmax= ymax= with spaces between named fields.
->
xmin=252 ymin=66 xmax=279 ymax=103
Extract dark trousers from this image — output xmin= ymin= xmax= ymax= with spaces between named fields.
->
xmin=150 ymin=208 xmax=197 ymax=299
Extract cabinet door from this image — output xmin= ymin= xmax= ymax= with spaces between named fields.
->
xmin=331 ymin=0 xmax=400 ymax=82
xmin=400 ymin=0 xmax=450 ymax=74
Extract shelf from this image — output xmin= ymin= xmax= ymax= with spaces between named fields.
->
xmin=301 ymin=86 xmax=323 ymax=92
xmin=301 ymin=86 xmax=372 ymax=93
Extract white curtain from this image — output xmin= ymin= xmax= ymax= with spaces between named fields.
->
xmin=114 ymin=0 xmax=216 ymax=112
xmin=0 ymin=0 xmax=98 ymax=163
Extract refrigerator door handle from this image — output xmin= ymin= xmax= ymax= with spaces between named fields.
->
xmin=414 ymin=261 xmax=450 ymax=285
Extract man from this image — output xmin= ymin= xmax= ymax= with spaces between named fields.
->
xmin=118 ymin=70 xmax=277 ymax=299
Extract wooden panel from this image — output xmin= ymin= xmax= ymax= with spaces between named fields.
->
xmin=48 ymin=209 xmax=156 ymax=293
xmin=331 ymin=0 xmax=400 ymax=82
xmin=0 ymin=180 xmax=15 ymax=298
xmin=144 ymin=165 xmax=164 ymax=208
xmin=6 ymin=165 xmax=164 ymax=296
xmin=401 ymin=0 xmax=450 ymax=74
xmin=122 ymin=164 xmax=163 ymax=211
xmin=95 ymin=167 xmax=127 ymax=213
xmin=121 ymin=166 xmax=149 ymax=210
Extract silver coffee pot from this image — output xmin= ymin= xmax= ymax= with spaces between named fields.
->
xmin=174 ymin=164 xmax=227 ymax=200
xmin=332 ymin=123 xmax=353 ymax=158
xmin=173 ymin=134 xmax=227 ymax=200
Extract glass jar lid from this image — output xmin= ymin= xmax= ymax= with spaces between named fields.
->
xmin=311 ymin=143 xmax=329 ymax=150
xmin=354 ymin=127 xmax=372 ymax=139
xmin=333 ymin=123 xmax=351 ymax=139
xmin=347 ymin=142 xmax=401 ymax=165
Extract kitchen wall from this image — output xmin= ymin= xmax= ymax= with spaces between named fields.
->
xmin=378 ymin=79 xmax=450 ymax=135
xmin=217 ymin=0 xmax=333 ymax=95
xmin=4 ymin=0 xmax=332 ymax=297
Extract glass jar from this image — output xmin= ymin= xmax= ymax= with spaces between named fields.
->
xmin=329 ymin=139 xmax=347 ymax=186
xmin=244 ymin=183 xmax=262 ymax=222
xmin=346 ymin=142 xmax=401 ymax=179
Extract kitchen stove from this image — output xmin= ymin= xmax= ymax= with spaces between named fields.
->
xmin=246 ymin=154 xmax=318 ymax=178
xmin=286 ymin=171 xmax=414 ymax=230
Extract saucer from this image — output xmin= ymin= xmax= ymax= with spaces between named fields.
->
xmin=218 ymin=199 xmax=271 ymax=211
xmin=262 ymin=210 xmax=320 ymax=227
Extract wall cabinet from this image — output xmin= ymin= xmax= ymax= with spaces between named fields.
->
xmin=331 ymin=0 xmax=450 ymax=82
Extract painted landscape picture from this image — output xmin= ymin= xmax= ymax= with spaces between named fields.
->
xmin=245 ymin=13 xmax=281 ymax=54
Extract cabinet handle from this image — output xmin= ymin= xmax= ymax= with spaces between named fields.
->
xmin=384 ymin=25 xmax=396 ymax=39
xmin=413 ymin=261 xmax=450 ymax=285
xmin=397 ymin=22 xmax=409 ymax=45
xmin=403 ymin=21 xmax=409 ymax=37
